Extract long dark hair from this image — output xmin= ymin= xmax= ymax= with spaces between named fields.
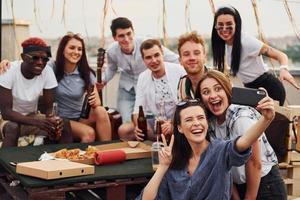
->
xmin=169 ymin=100 xmax=209 ymax=170
xmin=211 ymin=6 xmax=242 ymax=76
xmin=55 ymin=34 xmax=94 ymax=90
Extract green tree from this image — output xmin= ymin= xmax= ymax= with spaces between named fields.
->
xmin=285 ymin=44 xmax=300 ymax=63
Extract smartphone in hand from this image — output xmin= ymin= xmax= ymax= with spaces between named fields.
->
xmin=231 ymin=87 xmax=266 ymax=107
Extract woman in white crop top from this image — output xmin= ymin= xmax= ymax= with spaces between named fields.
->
xmin=211 ymin=5 xmax=299 ymax=106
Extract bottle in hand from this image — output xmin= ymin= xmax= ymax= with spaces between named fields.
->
xmin=80 ymin=85 xmax=94 ymax=119
xmin=137 ymin=106 xmax=147 ymax=140
xmin=155 ymin=120 xmax=163 ymax=136
xmin=156 ymin=101 xmax=171 ymax=144
xmin=50 ymin=102 xmax=61 ymax=141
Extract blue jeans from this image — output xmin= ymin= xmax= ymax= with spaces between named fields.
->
xmin=236 ymin=165 xmax=287 ymax=200
xmin=257 ymin=165 xmax=287 ymax=200
xmin=117 ymin=87 xmax=135 ymax=123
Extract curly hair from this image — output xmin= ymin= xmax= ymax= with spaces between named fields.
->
xmin=177 ymin=31 xmax=206 ymax=56
xmin=21 ymin=37 xmax=48 ymax=48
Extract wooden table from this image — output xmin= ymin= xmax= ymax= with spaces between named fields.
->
xmin=0 ymin=141 xmax=154 ymax=200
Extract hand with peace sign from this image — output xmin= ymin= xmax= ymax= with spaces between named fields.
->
xmin=158 ymin=134 xmax=174 ymax=168
xmin=141 ymin=134 xmax=174 ymax=200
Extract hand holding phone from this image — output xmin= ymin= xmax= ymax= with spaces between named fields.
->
xmin=231 ymin=87 xmax=266 ymax=107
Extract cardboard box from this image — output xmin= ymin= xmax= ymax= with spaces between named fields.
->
xmin=16 ymin=160 xmax=94 ymax=180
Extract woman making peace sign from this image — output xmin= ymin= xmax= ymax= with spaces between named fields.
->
xmin=136 ymin=96 xmax=275 ymax=200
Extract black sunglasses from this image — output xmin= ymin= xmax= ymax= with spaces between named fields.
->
xmin=214 ymin=25 xmax=234 ymax=31
xmin=177 ymin=98 xmax=201 ymax=107
xmin=25 ymin=54 xmax=49 ymax=63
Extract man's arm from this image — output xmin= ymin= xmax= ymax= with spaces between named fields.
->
xmin=42 ymin=88 xmax=55 ymax=116
xmin=133 ymin=74 xmax=151 ymax=141
xmin=103 ymin=51 xmax=118 ymax=83
xmin=0 ymin=86 xmax=41 ymax=126
xmin=0 ymin=86 xmax=55 ymax=135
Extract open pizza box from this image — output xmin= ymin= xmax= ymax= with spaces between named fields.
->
xmin=16 ymin=160 xmax=95 ymax=180
xmin=51 ymin=141 xmax=152 ymax=165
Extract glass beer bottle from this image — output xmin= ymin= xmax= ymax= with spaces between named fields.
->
xmin=157 ymin=101 xmax=171 ymax=143
xmin=137 ymin=106 xmax=148 ymax=140
xmin=155 ymin=102 xmax=165 ymax=137
xmin=50 ymin=102 xmax=61 ymax=141
xmin=80 ymin=85 xmax=94 ymax=119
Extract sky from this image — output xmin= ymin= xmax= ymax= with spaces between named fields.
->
xmin=2 ymin=0 xmax=300 ymax=40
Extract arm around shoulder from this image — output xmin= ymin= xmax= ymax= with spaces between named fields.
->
xmin=0 ymin=59 xmax=11 ymax=74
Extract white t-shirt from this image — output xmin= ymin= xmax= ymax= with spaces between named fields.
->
xmin=213 ymin=105 xmax=276 ymax=184
xmin=226 ymin=32 xmax=268 ymax=83
xmin=0 ymin=61 xmax=58 ymax=115
xmin=153 ymin=75 xmax=176 ymax=120
xmin=133 ymin=62 xmax=186 ymax=116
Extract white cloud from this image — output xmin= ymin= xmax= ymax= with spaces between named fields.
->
xmin=2 ymin=0 xmax=300 ymax=38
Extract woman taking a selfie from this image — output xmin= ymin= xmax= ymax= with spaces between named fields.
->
xmin=211 ymin=6 xmax=299 ymax=106
xmin=137 ymin=91 xmax=276 ymax=200
xmin=195 ymin=70 xmax=286 ymax=200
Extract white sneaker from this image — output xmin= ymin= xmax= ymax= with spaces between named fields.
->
xmin=33 ymin=135 xmax=46 ymax=146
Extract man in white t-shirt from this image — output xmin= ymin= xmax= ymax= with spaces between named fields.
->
xmin=0 ymin=37 xmax=61 ymax=147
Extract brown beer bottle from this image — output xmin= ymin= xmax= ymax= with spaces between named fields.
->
xmin=49 ymin=102 xmax=61 ymax=141
xmin=155 ymin=120 xmax=162 ymax=136
xmin=137 ymin=106 xmax=148 ymax=140
xmin=80 ymin=85 xmax=94 ymax=119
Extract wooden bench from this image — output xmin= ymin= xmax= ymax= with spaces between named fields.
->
xmin=276 ymin=105 xmax=300 ymax=198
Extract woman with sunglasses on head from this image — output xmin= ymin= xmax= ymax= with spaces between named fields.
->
xmin=195 ymin=70 xmax=286 ymax=200
xmin=211 ymin=6 xmax=299 ymax=106
xmin=0 ymin=33 xmax=112 ymax=143
xmin=137 ymin=95 xmax=275 ymax=200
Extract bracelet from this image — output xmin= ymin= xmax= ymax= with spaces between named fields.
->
xmin=279 ymin=65 xmax=288 ymax=70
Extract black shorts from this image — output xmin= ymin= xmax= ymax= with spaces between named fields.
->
xmin=244 ymin=72 xmax=286 ymax=106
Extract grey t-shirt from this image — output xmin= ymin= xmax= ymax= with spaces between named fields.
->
xmin=54 ymin=66 xmax=96 ymax=119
